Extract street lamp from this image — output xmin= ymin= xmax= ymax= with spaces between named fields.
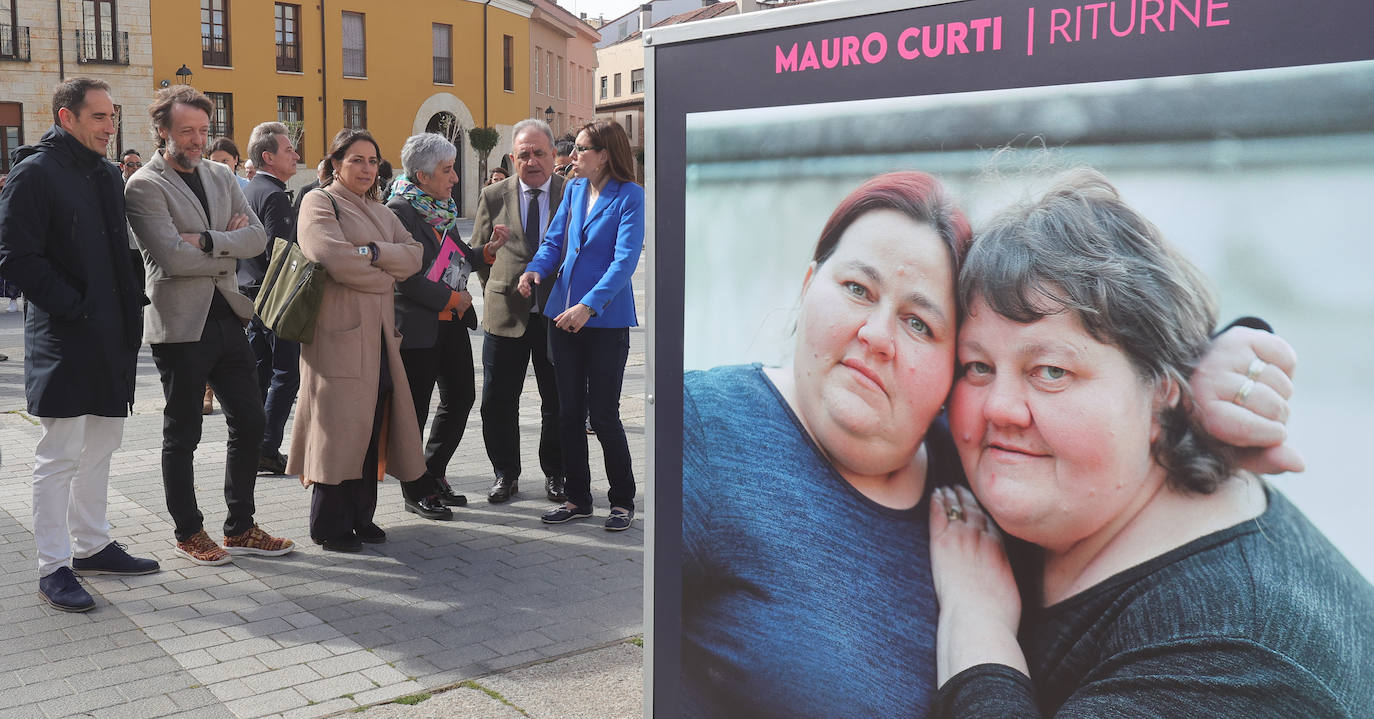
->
xmin=175 ymin=64 xmax=193 ymax=85
xmin=544 ymin=105 xmax=555 ymax=131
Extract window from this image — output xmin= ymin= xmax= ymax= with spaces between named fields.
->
xmin=623 ymin=114 xmax=633 ymax=140
xmin=80 ymin=0 xmax=122 ymax=64
xmin=1 ymin=0 xmax=27 ymax=61
xmin=545 ymin=51 xmax=553 ymax=95
xmin=556 ymin=55 xmax=563 ymax=99
xmin=341 ymin=11 xmax=365 ymax=78
xmin=502 ymin=35 xmax=513 ymax=92
xmin=1 ymin=101 xmax=22 ymax=173
xmin=277 ymin=95 xmax=303 ymax=155
xmin=201 ymin=0 xmax=230 ymax=66
xmin=432 ymin=23 xmax=451 ymax=84
xmin=206 ymin=92 xmax=233 ymax=140
xmin=631 ymin=68 xmax=644 ymax=94
xmin=599 ymin=76 xmax=607 ymax=100
xmin=343 ymin=100 xmax=366 ymax=130
xmin=613 ymin=73 xmax=622 ymax=97
xmin=275 ymin=3 xmax=300 ymax=72
xmin=532 ymin=45 xmax=540 ymax=94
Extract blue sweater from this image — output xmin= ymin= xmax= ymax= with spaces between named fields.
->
xmin=681 ymin=364 xmax=962 ymax=718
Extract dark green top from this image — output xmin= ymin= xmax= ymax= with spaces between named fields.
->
xmin=933 ymin=486 xmax=1374 ymax=718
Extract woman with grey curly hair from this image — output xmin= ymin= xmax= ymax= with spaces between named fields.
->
xmin=387 ymin=133 xmax=506 ymax=508
xmin=928 ymin=169 xmax=1374 ymax=718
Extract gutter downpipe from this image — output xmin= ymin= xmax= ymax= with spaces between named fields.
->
xmin=320 ymin=0 xmax=328 ymax=158
xmin=56 ymin=0 xmax=65 ymax=80
xmin=483 ymin=0 xmax=491 ymax=127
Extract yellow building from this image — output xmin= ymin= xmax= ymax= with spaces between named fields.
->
xmin=149 ymin=0 xmax=533 ymax=214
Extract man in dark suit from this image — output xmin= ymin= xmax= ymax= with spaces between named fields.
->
xmin=241 ymin=121 xmax=301 ymax=475
xmin=471 ymin=119 xmax=567 ymax=504
xmin=0 ymin=78 xmax=160 ymax=612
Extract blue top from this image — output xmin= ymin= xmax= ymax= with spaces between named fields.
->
xmin=525 ymin=176 xmax=643 ymax=328
xmin=682 ymin=364 xmax=962 ymax=718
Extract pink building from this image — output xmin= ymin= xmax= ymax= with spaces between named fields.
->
xmin=529 ymin=0 xmax=601 ymax=140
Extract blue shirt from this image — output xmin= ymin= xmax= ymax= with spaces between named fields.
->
xmin=681 ymin=364 xmax=961 ymax=718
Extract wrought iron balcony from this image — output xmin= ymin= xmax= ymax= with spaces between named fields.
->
xmin=0 ymin=24 xmax=30 ymax=61
xmin=76 ymin=29 xmax=130 ymax=65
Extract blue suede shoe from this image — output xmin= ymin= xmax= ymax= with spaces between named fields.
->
xmin=72 ymin=541 xmax=161 ymax=576
xmin=541 ymin=504 xmax=593 ymax=524
xmin=39 ymin=567 xmax=95 ymax=613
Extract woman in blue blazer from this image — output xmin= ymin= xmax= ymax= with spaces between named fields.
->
xmin=519 ymin=120 xmax=644 ymax=531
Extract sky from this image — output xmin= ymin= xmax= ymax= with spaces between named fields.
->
xmin=558 ymin=0 xmax=645 ymax=23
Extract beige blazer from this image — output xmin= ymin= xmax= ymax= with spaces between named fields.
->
xmin=286 ymin=184 xmax=426 ymax=486
xmin=125 ymin=152 xmax=267 ymax=343
xmin=471 ymin=173 xmax=565 ymax=338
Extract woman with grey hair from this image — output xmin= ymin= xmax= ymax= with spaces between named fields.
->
xmin=388 ymin=133 xmax=506 ymax=507
xmin=929 ymin=169 xmax=1374 ymax=717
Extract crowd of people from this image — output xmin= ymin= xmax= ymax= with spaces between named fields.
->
xmin=0 ymin=78 xmax=645 ymax=612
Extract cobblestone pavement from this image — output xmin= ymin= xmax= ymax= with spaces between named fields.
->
xmin=0 ymin=223 xmax=647 ymax=718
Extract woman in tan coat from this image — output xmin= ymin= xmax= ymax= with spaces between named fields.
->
xmin=289 ymin=129 xmax=452 ymax=552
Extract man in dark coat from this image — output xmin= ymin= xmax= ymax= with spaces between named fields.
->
xmin=0 ymin=77 xmax=160 ymax=613
xmin=240 ymin=121 xmax=300 ymax=475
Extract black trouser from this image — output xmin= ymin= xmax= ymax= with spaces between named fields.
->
xmin=480 ymin=313 xmax=562 ymax=482
xmin=244 ymin=287 xmax=300 ymax=455
xmin=401 ymin=320 xmax=475 ymax=478
xmin=151 ymin=315 xmax=265 ymax=542
xmin=311 ymin=334 xmax=436 ymax=541
xmin=310 ymin=381 xmax=386 ymax=542
xmin=549 ymin=326 xmax=635 ymax=512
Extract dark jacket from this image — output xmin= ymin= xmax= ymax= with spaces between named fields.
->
xmin=0 ymin=125 xmax=142 ymax=417
xmin=239 ymin=172 xmax=295 ymax=289
xmin=386 ymin=195 xmax=485 ymax=349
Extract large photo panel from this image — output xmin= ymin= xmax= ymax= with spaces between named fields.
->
xmin=650 ymin=1 xmax=1374 ymax=716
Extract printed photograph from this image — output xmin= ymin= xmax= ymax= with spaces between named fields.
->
xmin=678 ymin=58 xmax=1374 ymax=717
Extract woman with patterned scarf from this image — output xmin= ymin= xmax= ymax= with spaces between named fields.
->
xmin=387 ymin=133 xmax=506 ymax=509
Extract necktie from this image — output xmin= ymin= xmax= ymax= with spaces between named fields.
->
xmin=524 ymin=188 xmax=542 ymax=255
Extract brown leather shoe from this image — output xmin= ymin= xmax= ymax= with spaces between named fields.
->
xmin=202 ymin=385 xmax=214 ymax=415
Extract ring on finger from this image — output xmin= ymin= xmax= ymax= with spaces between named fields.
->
xmin=1245 ymin=357 xmax=1266 ymax=381
xmin=1233 ymin=378 xmax=1255 ymax=406
xmin=945 ymin=504 xmax=965 ymax=522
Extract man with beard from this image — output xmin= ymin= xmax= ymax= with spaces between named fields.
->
xmin=0 ymin=77 xmax=159 ymax=612
xmin=125 ymin=86 xmax=294 ymax=566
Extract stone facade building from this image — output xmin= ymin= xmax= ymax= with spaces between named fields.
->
xmin=1 ymin=0 xmax=155 ymax=172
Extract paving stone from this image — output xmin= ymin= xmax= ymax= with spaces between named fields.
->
xmin=294 ymin=672 xmax=378 ymax=703
xmin=224 ymin=687 xmax=310 ymax=717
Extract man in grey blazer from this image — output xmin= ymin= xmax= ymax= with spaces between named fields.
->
xmin=126 ymin=86 xmax=294 ymax=567
xmin=471 ymin=119 xmax=567 ymax=504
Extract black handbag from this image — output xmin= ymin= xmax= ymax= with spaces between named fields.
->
xmin=253 ymin=189 xmax=337 ymax=343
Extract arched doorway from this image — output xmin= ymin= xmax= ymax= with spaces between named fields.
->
xmin=425 ymin=111 xmax=464 ymax=215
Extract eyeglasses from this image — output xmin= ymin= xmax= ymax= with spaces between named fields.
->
xmin=123 ymin=161 xmax=142 ymax=168
xmin=573 ymin=144 xmax=602 ymax=154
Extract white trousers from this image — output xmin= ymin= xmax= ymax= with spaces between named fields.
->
xmin=33 ymin=415 xmax=124 ymax=577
